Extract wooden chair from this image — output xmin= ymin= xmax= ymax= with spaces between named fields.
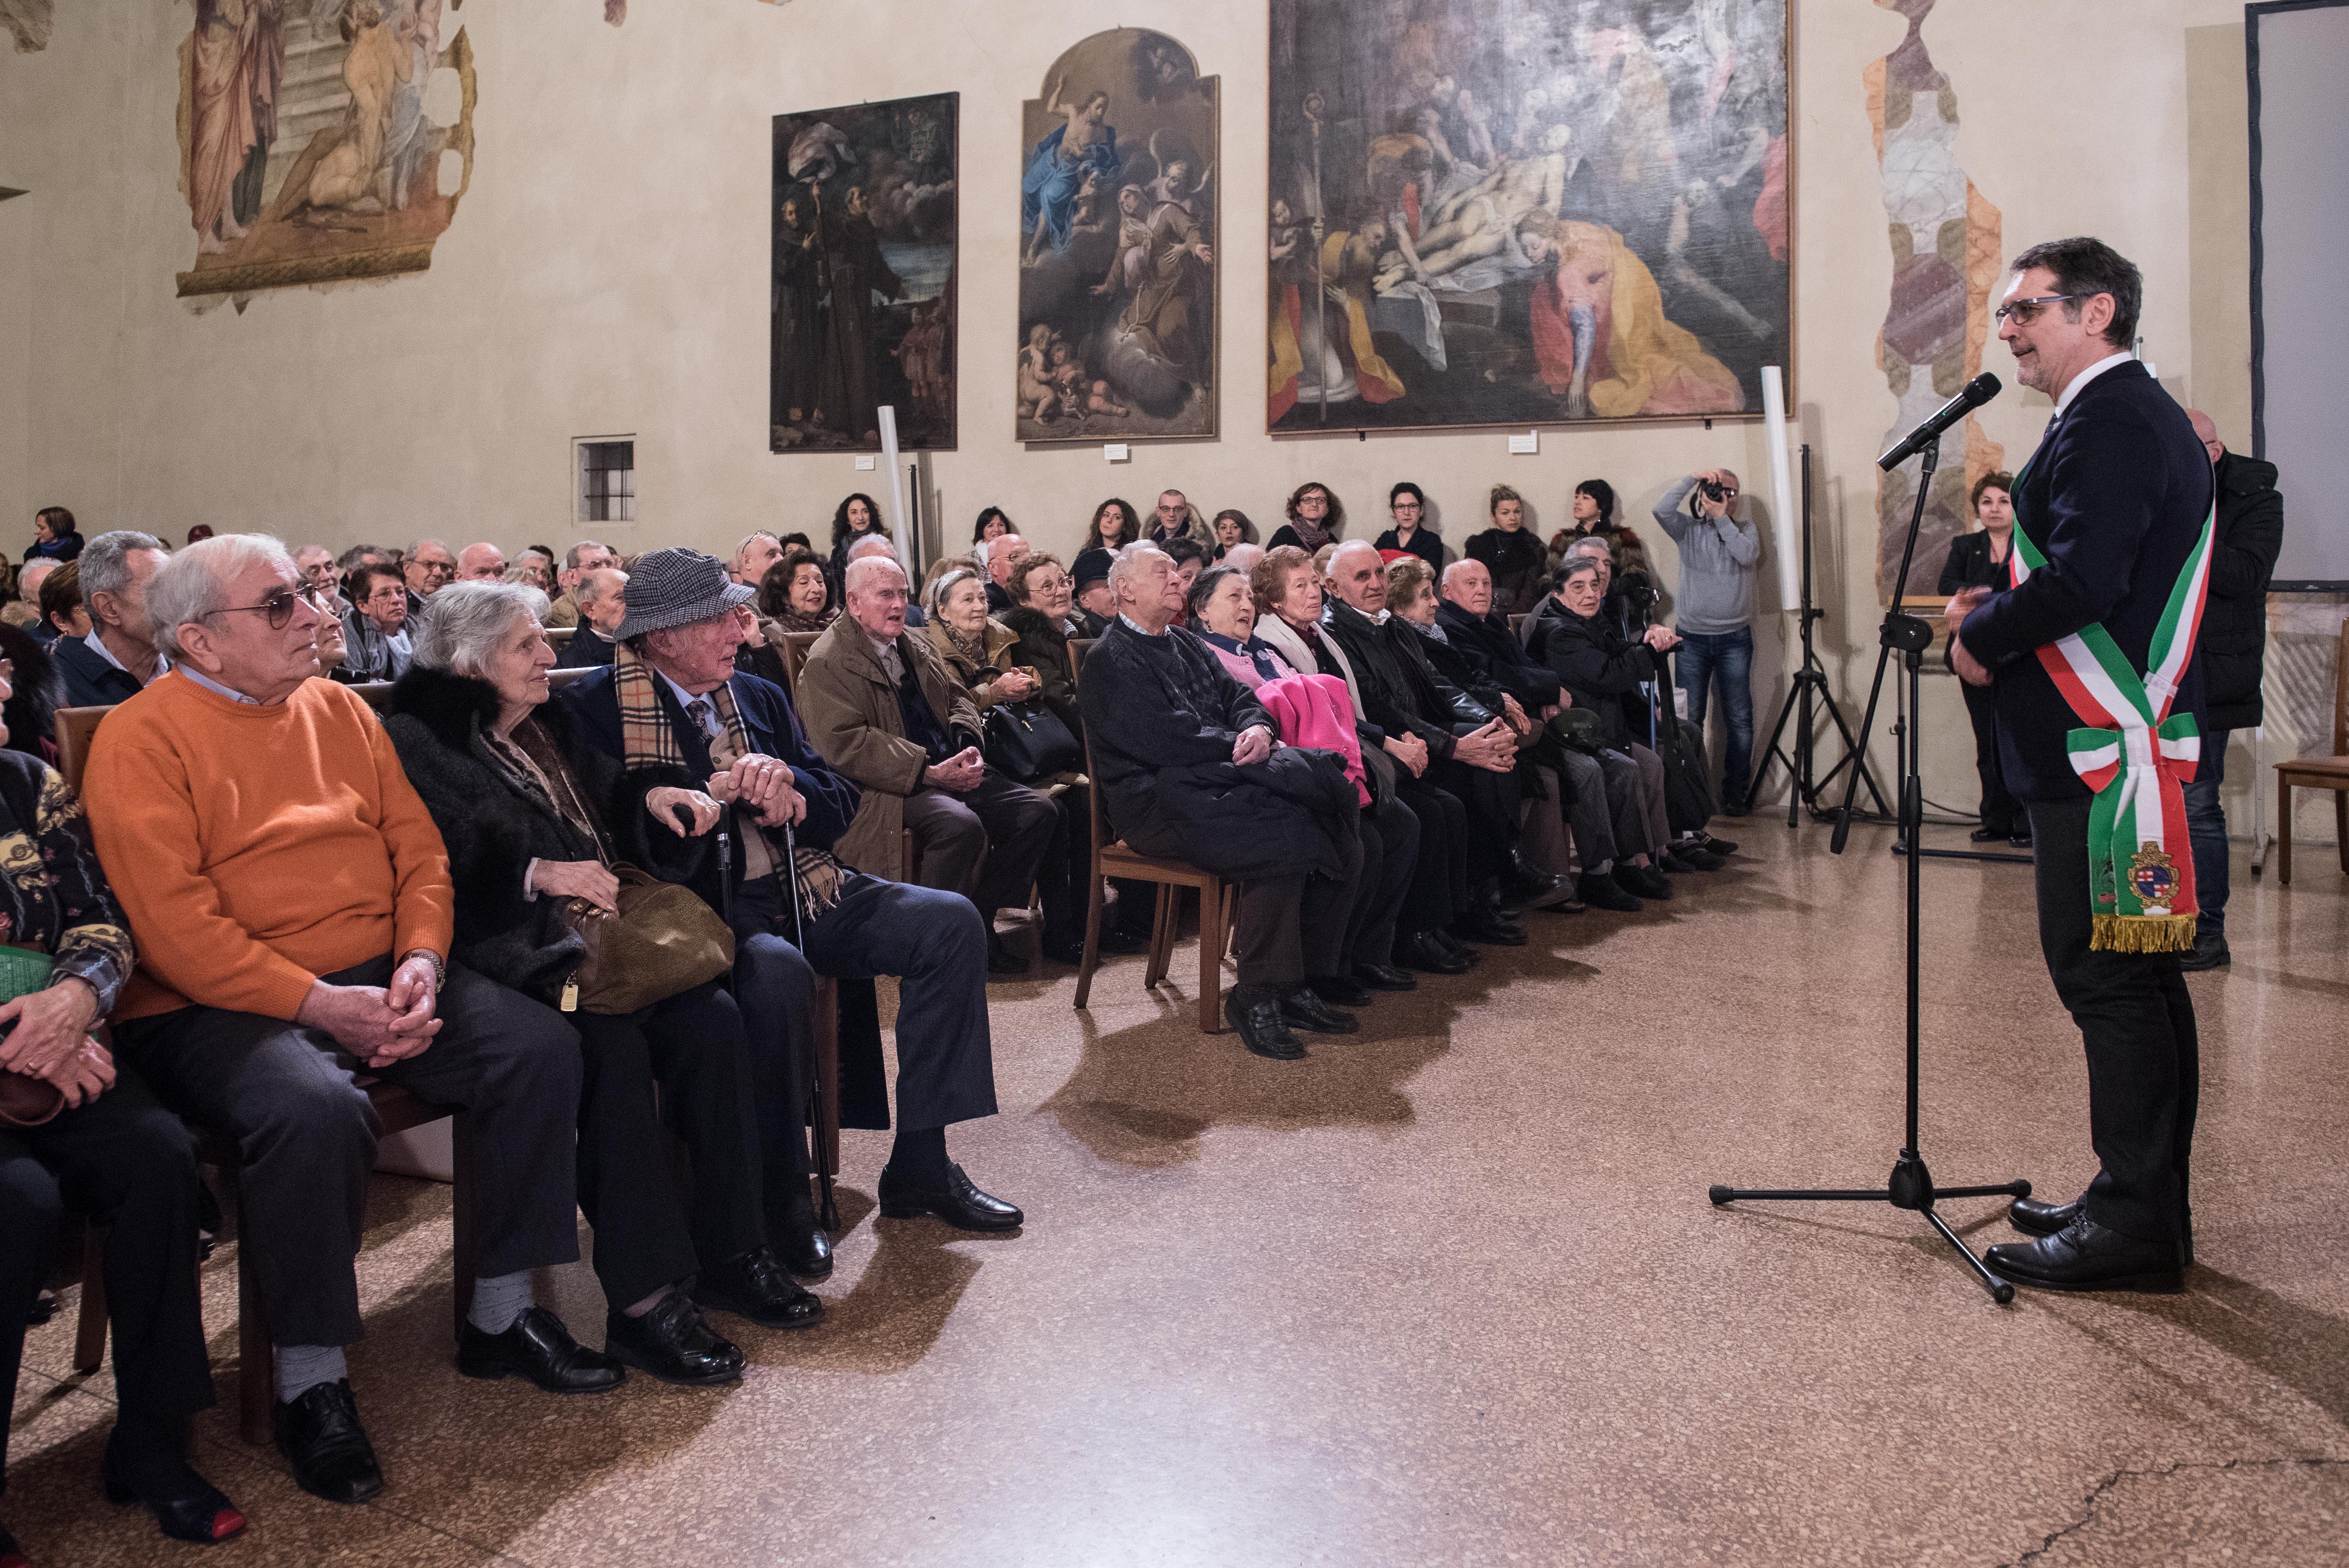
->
xmin=1064 ymin=640 xmax=1233 ymax=1033
xmin=545 ymin=625 xmax=578 ymax=645
xmin=56 ymin=699 xmax=476 ymax=1446
xmin=776 ymin=630 xmax=822 ymax=694
xmin=2277 ymin=627 xmax=2349 ymax=886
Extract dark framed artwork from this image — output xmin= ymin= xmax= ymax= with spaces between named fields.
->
xmin=772 ymin=92 xmax=957 ymax=452
xmin=1016 ymin=29 xmax=1218 ymax=443
xmin=1267 ymin=0 xmax=1789 ymax=434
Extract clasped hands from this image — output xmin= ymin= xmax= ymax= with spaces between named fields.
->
xmin=1944 ymin=587 xmax=1994 ymax=686
xmin=0 ymin=977 xmax=113 ymax=1108
xmin=296 ymin=953 xmax=444 ymax=1072
xmin=923 ymin=746 xmax=987 ymax=794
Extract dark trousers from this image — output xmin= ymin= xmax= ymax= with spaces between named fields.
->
xmin=1962 ymin=681 xmax=2021 ymax=836
xmin=1395 ymin=775 xmax=1467 ymax=933
xmin=901 ymin=770 xmax=1057 ymax=920
xmin=1349 ymin=796 xmax=1419 ymax=970
xmin=1037 ymin=784 xmax=1156 ymax=943
xmin=2182 ymin=727 xmax=2232 ymax=938
xmin=1433 ymin=757 xmax=1518 ymax=884
xmin=727 ymin=872 xmax=998 ymax=1212
xmin=1232 ymin=847 xmax=1360 ymax=990
xmin=2029 ymin=795 xmax=2201 ymax=1245
xmin=1557 ymin=747 xmax=1654 ymax=869
xmin=112 ymin=955 xmax=583 ymax=1349
xmin=573 ymin=981 xmax=765 ymax=1309
xmin=1 ymin=1069 xmax=213 ymax=1488
xmin=1677 ymin=625 xmax=1755 ymax=805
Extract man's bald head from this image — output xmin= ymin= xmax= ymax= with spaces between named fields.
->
xmin=1327 ymin=540 xmax=1388 ymax=614
xmin=1441 ymin=557 xmax=1494 ymax=616
xmin=457 ymin=542 xmax=505 ymax=582
xmin=2185 ymin=409 xmax=2223 ymax=465
xmin=845 ymin=534 xmax=899 ymax=566
xmin=843 ymin=555 xmax=911 ymax=642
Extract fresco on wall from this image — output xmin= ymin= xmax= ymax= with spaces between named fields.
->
xmin=770 ymin=92 xmax=957 ymax=452
xmin=1266 ymin=0 xmax=1785 ymax=435
xmin=1016 ymin=29 xmax=1218 ymax=443
xmin=1 ymin=0 xmax=51 ymax=52
xmin=174 ymin=1 xmax=477 ymax=300
xmin=1866 ymin=0 xmax=2004 ymax=600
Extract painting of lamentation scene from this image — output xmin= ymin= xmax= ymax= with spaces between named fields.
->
xmin=1017 ymin=30 xmax=1217 ymax=443
xmin=1268 ymin=0 xmax=1788 ymax=432
xmin=771 ymin=94 xmax=958 ymax=453
xmin=176 ymin=0 xmax=478 ymax=299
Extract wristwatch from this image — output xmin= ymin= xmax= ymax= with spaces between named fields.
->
xmin=402 ymin=949 xmax=447 ymax=994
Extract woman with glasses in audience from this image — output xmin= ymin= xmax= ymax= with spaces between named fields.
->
xmin=384 ymin=582 xmax=819 ymax=1389
xmin=1080 ymin=497 xmax=1140 ymax=555
xmin=999 ymin=551 xmax=1150 ymax=965
xmin=0 ymin=655 xmax=245 ymax=1553
xmin=1266 ymin=481 xmax=1344 ymax=555
xmin=1374 ymin=482 xmax=1445 ymax=571
xmin=925 ymin=567 xmax=1037 ymax=714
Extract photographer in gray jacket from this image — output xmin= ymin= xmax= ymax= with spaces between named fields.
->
xmin=1654 ymin=469 xmax=1761 ymax=815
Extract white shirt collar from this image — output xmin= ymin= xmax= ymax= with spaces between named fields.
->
xmin=85 ymin=629 xmax=169 ymax=679
xmin=2055 ymin=351 xmax=2135 ymax=415
xmin=1117 ymin=612 xmax=1168 ymax=638
xmin=175 ymin=665 xmax=259 ymax=705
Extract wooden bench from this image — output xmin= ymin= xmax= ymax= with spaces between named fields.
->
xmin=57 ymin=699 xmax=479 ymax=1446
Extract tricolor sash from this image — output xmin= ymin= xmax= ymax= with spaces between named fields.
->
xmin=2007 ymin=482 xmax=2215 ymax=953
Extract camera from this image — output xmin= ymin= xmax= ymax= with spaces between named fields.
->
xmin=1697 ymin=479 xmax=1729 ymax=504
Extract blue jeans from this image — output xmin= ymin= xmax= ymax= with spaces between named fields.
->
xmin=1675 ymin=626 xmax=1754 ymax=806
xmin=2182 ymin=728 xmax=2231 ymax=939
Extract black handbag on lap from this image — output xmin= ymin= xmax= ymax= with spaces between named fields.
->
xmin=983 ymin=700 xmax=1082 ymax=783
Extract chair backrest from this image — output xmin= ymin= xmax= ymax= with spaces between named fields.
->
xmin=780 ymin=631 xmax=821 ymax=694
xmin=1069 ymin=638 xmax=1093 ymax=686
xmin=1081 ymin=717 xmax=1111 ymax=862
xmin=1507 ymin=613 xmax=1527 ymax=637
xmin=545 ymin=625 xmax=578 ymax=645
xmin=549 ymin=667 xmax=598 ymax=693
xmin=54 ymin=706 xmax=112 ymax=793
xmin=349 ymin=681 xmax=395 ymax=713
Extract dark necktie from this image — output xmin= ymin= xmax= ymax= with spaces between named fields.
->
xmin=689 ymin=698 xmax=776 ymax=880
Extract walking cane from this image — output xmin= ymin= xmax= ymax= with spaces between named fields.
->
xmin=781 ymin=817 xmax=839 ymax=1233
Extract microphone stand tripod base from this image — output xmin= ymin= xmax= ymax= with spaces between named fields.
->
xmin=1710 ymin=1160 xmax=2032 ymax=1304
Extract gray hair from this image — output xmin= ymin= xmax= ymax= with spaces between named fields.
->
xmin=1105 ymin=541 xmax=1170 ymax=600
xmin=1558 ymin=553 xmax=1604 ymax=585
xmin=80 ymin=529 xmax=168 ymax=609
xmin=845 ymin=534 xmax=899 ymax=565
xmin=734 ymin=530 xmax=780 ymax=562
xmin=405 ymin=537 xmax=451 ymax=559
xmin=1441 ymin=558 xmax=1485 ymax=590
xmin=1188 ymin=563 xmax=1244 ymax=618
xmin=1329 ymin=538 xmax=1383 ymax=574
xmin=1568 ymin=536 xmax=1612 ymax=561
xmin=575 ymin=567 xmax=626 ymax=609
xmin=336 ymin=543 xmax=386 ymax=571
xmin=563 ymin=538 xmax=609 ymax=571
xmin=927 ymin=566 xmax=984 ymax=616
xmin=147 ymin=534 xmax=298 ymax=660
xmin=410 ymin=581 xmax=544 ymax=676
xmin=843 ymin=554 xmax=908 ymax=597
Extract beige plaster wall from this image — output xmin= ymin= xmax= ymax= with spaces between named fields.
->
xmin=0 ymin=0 xmax=2278 ymax=826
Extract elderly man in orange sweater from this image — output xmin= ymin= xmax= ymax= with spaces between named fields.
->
xmin=83 ymin=536 xmax=621 ymax=1510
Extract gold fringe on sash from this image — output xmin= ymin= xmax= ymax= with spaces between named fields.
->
xmin=2091 ymin=913 xmax=2198 ymax=954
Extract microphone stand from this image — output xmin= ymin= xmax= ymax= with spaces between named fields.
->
xmin=1709 ymin=438 xmax=2032 ymax=1304
xmin=1753 ymin=445 xmax=1889 ymax=822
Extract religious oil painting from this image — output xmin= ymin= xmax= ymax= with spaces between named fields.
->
xmin=1267 ymin=0 xmax=1789 ymax=434
xmin=176 ymin=0 xmax=478 ymax=300
xmin=771 ymin=92 xmax=958 ymax=453
xmin=1016 ymin=29 xmax=1218 ymax=443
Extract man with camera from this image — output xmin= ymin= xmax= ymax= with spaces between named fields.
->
xmin=1653 ymin=469 xmax=1761 ymax=815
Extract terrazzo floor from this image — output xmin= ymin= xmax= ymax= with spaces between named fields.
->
xmin=9 ymin=817 xmax=2348 ymax=1566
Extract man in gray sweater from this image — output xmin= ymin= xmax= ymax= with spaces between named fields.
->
xmin=1654 ymin=469 xmax=1761 ymax=814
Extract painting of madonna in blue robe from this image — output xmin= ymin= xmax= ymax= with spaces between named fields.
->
xmin=1016 ymin=29 xmax=1218 ymax=444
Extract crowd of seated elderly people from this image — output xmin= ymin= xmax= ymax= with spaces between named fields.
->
xmin=0 ymin=478 xmax=1737 ymax=1560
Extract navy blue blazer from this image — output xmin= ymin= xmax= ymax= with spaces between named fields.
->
xmin=53 ymin=633 xmax=147 ymax=709
xmin=556 ymin=666 xmax=862 ymax=894
xmin=1960 ymin=361 xmax=2212 ymax=801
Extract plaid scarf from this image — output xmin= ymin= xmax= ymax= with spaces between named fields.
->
xmin=615 ymin=643 xmax=843 ymax=924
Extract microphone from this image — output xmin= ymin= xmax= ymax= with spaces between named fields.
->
xmin=1877 ymin=373 xmax=2001 ymax=471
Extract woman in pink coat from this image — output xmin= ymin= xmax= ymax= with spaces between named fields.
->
xmin=1190 ymin=564 xmax=1296 ymax=688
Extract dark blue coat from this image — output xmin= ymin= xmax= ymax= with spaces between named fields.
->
xmin=53 ymin=633 xmax=146 ymax=709
xmin=1960 ymin=362 xmax=2213 ymax=801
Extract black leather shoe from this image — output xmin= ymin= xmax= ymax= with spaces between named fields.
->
xmin=1985 ymin=1216 xmax=2185 ymax=1294
xmin=879 ymin=1162 xmax=1025 ymax=1230
xmin=1353 ymin=962 xmax=1417 ymax=991
xmin=1579 ymin=871 xmax=1641 ymax=912
xmin=1224 ymin=991 xmax=1308 ymax=1057
xmin=274 ymin=1380 xmax=384 ymax=1505
xmin=772 ymin=1207 xmax=834 ymax=1282
xmin=985 ymin=934 xmax=1029 ymax=977
xmin=1392 ymin=931 xmax=1471 ymax=974
xmin=103 ymin=1425 xmax=246 ymax=1544
xmin=2178 ymin=928 xmax=2230 ymax=972
xmin=2009 ymin=830 xmax=2034 ymax=848
xmin=1308 ymin=974 xmax=1372 ymax=1008
xmin=1677 ymin=846 xmax=1727 ymax=871
xmin=1501 ymin=853 xmax=1565 ymax=904
xmin=605 ymin=1292 xmax=745 ymax=1386
xmin=695 ymin=1247 xmax=824 ymax=1331
xmin=1617 ymin=864 xmax=1672 ymax=901
xmin=1431 ymin=928 xmax=1482 ymax=965
xmin=1658 ymin=851 xmax=1697 ymax=873
xmin=1281 ymin=987 xmax=1359 ymax=1034
xmin=1695 ymin=832 xmax=1739 ymax=856
xmin=1969 ymin=826 xmax=2009 ymax=842
xmin=1450 ymin=910 xmax=1527 ymax=946
xmin=458 ymin=1305 xmax=625 ymax=1392
xmin=2009 ymin=1196 xmax=2079 ymax=1237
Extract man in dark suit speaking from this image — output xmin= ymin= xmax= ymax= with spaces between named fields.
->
xmin=1945 ymin=237 xmax=2215 ymax=1295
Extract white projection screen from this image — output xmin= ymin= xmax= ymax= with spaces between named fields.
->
xmin=2249 ymin=0 xmax=2349 ymax=589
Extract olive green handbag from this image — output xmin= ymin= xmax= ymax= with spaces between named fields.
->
xmin=0 ymin=947 xmax=65 ymax=1128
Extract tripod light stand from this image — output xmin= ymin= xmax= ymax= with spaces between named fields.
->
xmin=1710 ymin=436 xmax=2031 ymax=1305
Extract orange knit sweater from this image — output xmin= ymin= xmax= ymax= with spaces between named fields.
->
xmin=82 ymin=673 xmax=456 ymax=1023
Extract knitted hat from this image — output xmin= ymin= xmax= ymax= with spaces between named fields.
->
xmin=1071 ymin=547 xmax=1114 ymax=591
xmin=612 ymin=548 xmax=754 ymax=640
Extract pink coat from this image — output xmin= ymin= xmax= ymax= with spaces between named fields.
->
xmin=1256 ymin=672 xmax=1371 ymax=807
